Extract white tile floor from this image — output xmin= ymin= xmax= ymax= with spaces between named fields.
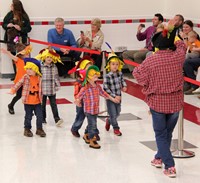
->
xmin=0 ymin=77 xmax=200 ymax=183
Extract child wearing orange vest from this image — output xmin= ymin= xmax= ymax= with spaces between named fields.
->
xmin=1 ymin=44 xmax=32 ymax=114
xmin=9 ymin=58 xmax=46 ymax=137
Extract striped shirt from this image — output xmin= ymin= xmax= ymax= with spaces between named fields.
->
xmin=103 ymin=71 xmax=127 ymax=98
xmin=133 ymin=40 xmax=186 ymax=113
xmin=41 ymin=63 xmax=60 ymax=96
xmin=77 ymin=82 xmax=109 ymax=115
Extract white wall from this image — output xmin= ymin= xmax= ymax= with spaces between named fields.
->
xmin=0 ymin=0 xmax=200 ymax=76
xmin=1 ymin=0 xmax=165 ymax=19
xmin=163 ymin=0 xmax=200 ymax=21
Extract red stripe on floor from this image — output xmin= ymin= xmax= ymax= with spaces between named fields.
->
xmin=46 ymin=98 xmax=72 ymax=105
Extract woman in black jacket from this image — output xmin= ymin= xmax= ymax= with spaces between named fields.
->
xmin=2 ymin=0 xmax=32 ymax=79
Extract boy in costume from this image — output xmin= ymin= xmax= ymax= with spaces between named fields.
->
xmin=9 ymin=58 xmax=46 ymax=137
xmin=36 ymin=48 xmax=63 ymax=126
xmin=103 ymin=52 xmax=127 ymax=136
xmin=75 ymin=65 xmax=119 ymax=149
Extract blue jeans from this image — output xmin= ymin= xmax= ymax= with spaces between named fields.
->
xmin=150 ymin=108 xmax=179 ymax=169
xmin=71 ymin=105 xmax=85 ymax=132
xmin=42 ymin=95 xmax=60 ymax=122
xmin=183 ymin=58 xmax=200 ymax=89
xmin=85 ymin=113 xmax=98 ymax=139
xmin=106 ymin=100 xmax=121 ymax=129
xmin=24 ymin=104 xmax=43 ymax=129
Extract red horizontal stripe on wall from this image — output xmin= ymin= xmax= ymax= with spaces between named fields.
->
xmin=139 ymin=19 xmax=146 ymax=23
xmin=197 ymin=24 xmax=200 ymax=28
xmin=42 ymin=21 xmax=49 ymax=25
xmin=70 ymin=21 xmax=77 ymax=24
xmin=101 ymin=20 xmax=106 ymax=24
xmin=84 ymin=20 xmax=91 ymax=24
xmin=0 ymin=22 xmax=2 ymax=26
xmin=30 ymin=22 xmax=34 ymax=25
xmin=126 ymin=19 xmax=133 ymax=23
xmin=112 ymin=20 xmax=119 ymax=23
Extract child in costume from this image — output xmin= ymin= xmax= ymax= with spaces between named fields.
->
xmin=186 ymin=30 xmax=200 ymax=59
xmin=75 ymin=65 xmax=119 ymax=149
xmin=9 ymin=58 xmax=46 ymax=137
xmin=103 ymin=53 xmax=127 ymax=136
xmin=1 ymin=43 xmax=32 ymax=114
xmin=69 ymin=56 xmax=94 ymax=137
xmin=35 ymin=48 xmax=64 ymax=126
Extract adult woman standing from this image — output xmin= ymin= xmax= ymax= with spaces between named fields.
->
xmin=2 ymin=0 xmax=32 ymax=79
xmin=78 ymin=18 xmax=104 ymax=70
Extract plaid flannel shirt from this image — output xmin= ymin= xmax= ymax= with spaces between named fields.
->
xmin=12 ymin=74 xmax=42 ymax=104
xmin=41 ymin=63 xmax=60 ymax=96
xmin=133 ymin=40 xmax=186 ymax=113
xmin=103 ymin=71 xmax=127 ymax=98
xmin=77 ymin=82 xmax=109 ymax=115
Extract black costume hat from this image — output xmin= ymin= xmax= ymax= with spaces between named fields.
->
xmin=152 ymin=28 xmax=177 ymax=50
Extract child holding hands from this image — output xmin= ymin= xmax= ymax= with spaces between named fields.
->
xmin=69 ymin=56 xmax=94 ymax=137
xmin=103 ymin=53 xmax=127 ymax=136
xmin=75 ymin=65 xmax=119 ymax=149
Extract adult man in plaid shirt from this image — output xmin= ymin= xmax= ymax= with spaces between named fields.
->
xmin=133 ymin=22 xmax=186 ymax=178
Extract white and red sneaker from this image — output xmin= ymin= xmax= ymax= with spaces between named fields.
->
xmin=114 ymin=129 xmax=122 ymax=136
xmin=151 ymin=158 xmax=162 ymax=168
xmin=163 ymin=167 xmax=176 ymax=178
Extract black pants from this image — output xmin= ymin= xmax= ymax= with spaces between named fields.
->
xmin=183 ymin=58 xmax=200 ymax=89
xmin=9 ymin=86 xmax=22 ymax=108
xmin=11 ymin=51 xmax=17 ymax=77
xmin=42 ymin=95 xmax=60 ymax=122
xmin=56 ymin=50 xmax=81 ymax=76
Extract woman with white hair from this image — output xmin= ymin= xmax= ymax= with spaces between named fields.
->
xmin=78 ymin=18 xmax=104 ymax=70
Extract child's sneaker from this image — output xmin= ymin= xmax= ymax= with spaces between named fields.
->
xmin=24 ymin=128 xmax=33 ymax=137
xmin=56 ymin=119 xmax=63 ymax=127
xmin=151 ymin=158 xmax=162 ymax=168
xmin=114 ymin=129 xmax=122 ymax=136
xmin=36 ymin=128 xmax=46 ymax=137
xmin=105 ymin=118 xmax=110 ymax=131
xmin=83 ymin=133 xmax=90 ymax=144
xmin=163 ymin=167 xmax=176 ymax=178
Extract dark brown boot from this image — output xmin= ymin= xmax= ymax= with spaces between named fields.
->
xmin=36 ymin=128 xmax=46 ymax=137
xmin=24 ymin=128 xmax=33 ymax=137
xmin=83 ymin=133 xmax=90 ymax=144
xmin=89 ymin=137 xmax=101 ymax=149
